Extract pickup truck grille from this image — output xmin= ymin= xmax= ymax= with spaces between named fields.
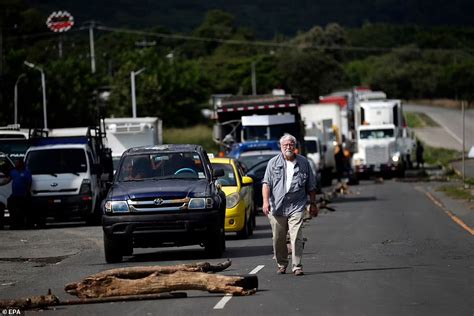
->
xmin=127 ymin=197 xmax=189 ymax=212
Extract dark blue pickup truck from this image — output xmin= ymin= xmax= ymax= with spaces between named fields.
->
xmin=102 ymin=144 xmax=226 ymax=263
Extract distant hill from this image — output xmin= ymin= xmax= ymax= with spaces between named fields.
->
xmin=25 ymin=0 xmax=474 ymax=38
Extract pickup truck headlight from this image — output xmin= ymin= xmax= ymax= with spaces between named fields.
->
xmin=226 ymin=192 xmax=240 ymax=209
xmin=104 ymin=200 xmax=129 ymax=213
xmin=188 ymin=197 xmax=213 ymax=210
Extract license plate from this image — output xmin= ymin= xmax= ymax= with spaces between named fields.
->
xmin=53 ymin=199 xmax=61 ymax=203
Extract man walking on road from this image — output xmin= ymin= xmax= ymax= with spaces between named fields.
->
xmin=262 ymin=134 xmax=318 ymax=276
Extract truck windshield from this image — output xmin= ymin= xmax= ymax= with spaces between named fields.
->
xmin=118 ymin=151 xmax=206 ymax=181
xmin=359 ymin=129 xmax=395 ymax=139
xmin=243 ymin=124 xmax=298 ymax=141
xmin=26 ymin=148 xmax=87 ymax=175
xmin=0 ymin=140 xmax=30 ymax=165
xmin=304 ymin=140 xmax=318 ymax=153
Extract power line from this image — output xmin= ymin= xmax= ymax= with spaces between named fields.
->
xmin=4 ymin=24 xmax=473 ymax=54
xmin=96 ymin=25 xmax=391 ymax=52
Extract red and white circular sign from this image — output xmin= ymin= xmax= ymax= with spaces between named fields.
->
xmin=46 ymin=11 xmax=74 ymax=33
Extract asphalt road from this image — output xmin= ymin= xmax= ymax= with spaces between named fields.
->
xmin=0 ymin=180 xmax=473 ymax=315
xmin=404 ymin=103 xmax=474 ymax=153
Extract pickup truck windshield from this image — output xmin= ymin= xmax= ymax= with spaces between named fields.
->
xmin=26 ymin=148 xmax=87 ymax=175
xmin=118 ymin=151 xmax=206 ymax=181
xmin=359 ymin=128 xmax=395 ymax=140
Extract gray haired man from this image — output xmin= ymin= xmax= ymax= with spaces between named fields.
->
xmin=262 ymin=134 xmax=318 ymax=276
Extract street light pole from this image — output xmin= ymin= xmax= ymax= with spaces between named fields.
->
xmin=14 ymin=73 xmax=26 ymax=125
xmin=130 ymin=68 xmax=145 ymax=118
xmin=24 ymin=61 xmax=48 ymax=129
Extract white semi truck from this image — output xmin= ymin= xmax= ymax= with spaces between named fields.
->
xmin=352 ymin=99 xmax=414 ymax=177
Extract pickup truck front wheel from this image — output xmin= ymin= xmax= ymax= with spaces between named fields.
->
xmin=205 ymin=228 xmax=225 ymax=258
xmin=104 ymin=233 xmax=123 ymax=263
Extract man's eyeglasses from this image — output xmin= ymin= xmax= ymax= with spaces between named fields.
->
xmin=281 ymin=143 xmax=295 ymax=148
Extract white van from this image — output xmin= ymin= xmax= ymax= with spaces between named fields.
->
xmin=24 ymin=143 xmax=101 ymax=224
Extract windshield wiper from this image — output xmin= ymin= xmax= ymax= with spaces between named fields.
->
xmin=152 ymin=176 xmax=177 ymax=180
xmin=122 ymin=178 xmax=145 ymax=182
xmin=49 ymin=173 xmax=58 ymax=177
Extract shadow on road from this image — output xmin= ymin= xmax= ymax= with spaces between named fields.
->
xmin=303 ymin=266 xmax=412 ymax=276
xmin=332 ymin=196 xmax=377 ymax=203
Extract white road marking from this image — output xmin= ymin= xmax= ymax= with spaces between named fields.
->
xmin=249 ymin=265 xmax=265 ymax=275
xmin=213 ymin=294 xmax=233 ymax=309
xmin=213 ymin=265 xmax=264 ymax=310
xmin=440 ymin=123 xmax=463 ymax=145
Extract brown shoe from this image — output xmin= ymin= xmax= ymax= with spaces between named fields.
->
xmin=294 ymin=269 xmax=304 ymax=276
xmin=277 ymin=267 xmax=287 ymax=274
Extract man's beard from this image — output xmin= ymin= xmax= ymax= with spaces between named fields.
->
xmin=284 ymin=150 xmax=294 ymax=159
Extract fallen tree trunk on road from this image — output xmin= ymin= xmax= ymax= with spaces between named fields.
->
xmin=65 ymin=270 xmax=257 ymax=298
xmin=0 ymin=294 xmax=59 ymax=309
xmin=86 ymin=259 xmax=232 ymax=279
xmin=0 ymin=260 xmax=257 ymax=310
xmin=0 ymin=291 xmax=187 ymax=310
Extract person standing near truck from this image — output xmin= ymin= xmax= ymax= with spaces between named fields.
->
xmin=262 ymin=134 xmax=318 ymax=276
xmin=8 ymin=159 xmax=32 ymax=229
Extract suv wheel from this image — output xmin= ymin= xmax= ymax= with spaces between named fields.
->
xmin=104 ymin=233 xmax=123 ymax=263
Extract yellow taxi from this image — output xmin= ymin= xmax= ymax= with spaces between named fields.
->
xmin=210 ymin=157 xmax=255 ymax=238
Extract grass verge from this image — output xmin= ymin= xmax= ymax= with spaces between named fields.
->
xmin=163 ymin=125 xmax=218 ymax=153
xmin=437 ymin=183 xmax=474 ymax=201
xmin=405 ymin=112 xmax=439 ymax=128
xmin=423 ymin=145 xmax=461 ymax=168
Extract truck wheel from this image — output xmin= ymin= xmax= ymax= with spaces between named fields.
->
xmin=205 ymin=228 xmax=225 ymax=258
xmin=85 ymin=199 xmax=102 ymax=226
xmin=104 ymin=234 xmax=123 ymax=263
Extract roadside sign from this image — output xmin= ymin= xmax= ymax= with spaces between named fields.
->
xmin=46 ymin=11 xmax=74 ymax=32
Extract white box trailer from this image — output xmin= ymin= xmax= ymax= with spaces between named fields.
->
xmin=103 ymin=117 xmax=163 ymax=170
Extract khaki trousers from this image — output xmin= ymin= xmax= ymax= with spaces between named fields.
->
xmin=268 ymin=211 xmax=304 ymax=272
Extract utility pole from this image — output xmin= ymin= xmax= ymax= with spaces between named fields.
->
xmin=251 ymin=61 xmax=257 ymax=96
xmin=462 ymin=100 xmax=465 ymax=185
xmin=89 ymin=21 xmax=96 ymax=73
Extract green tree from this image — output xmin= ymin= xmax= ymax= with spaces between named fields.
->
xmin=277 ymin=50 xmax=345 ymax=102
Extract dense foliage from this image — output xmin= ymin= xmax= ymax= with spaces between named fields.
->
xmin=1 ymin=1 xmax=474 ymax=128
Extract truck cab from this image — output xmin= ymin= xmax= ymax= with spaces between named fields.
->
xmin=352 ymin=124 xmax=403 ymax=177
xmin=25 ymin=143 xmax=101 ymax=224
xmin=23 ymin=127 xmax=112 ymax=225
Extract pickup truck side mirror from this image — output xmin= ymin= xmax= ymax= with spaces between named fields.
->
xmin=212 ymin=168 xmax=224 ymax=179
